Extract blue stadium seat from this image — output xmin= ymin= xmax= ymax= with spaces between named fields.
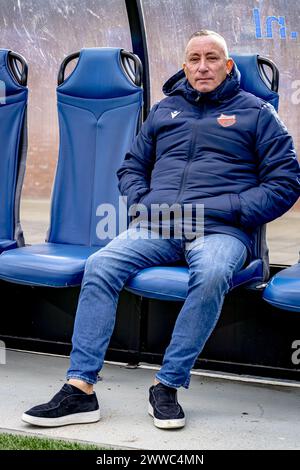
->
xmin=263 ymin=263 xmax=300 ymax=312
xmin=0 ymin=49 xmax=28 ymax=253
xmin=0 ymin=48 xmax=143 ymax=286
xmin=125 ymin=54 xmax=279 ymax=301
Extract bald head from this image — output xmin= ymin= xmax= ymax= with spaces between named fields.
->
xmin=183 ymin=30 xmax=234 ymax=93
xmin=184 ymin=30 xmax=229 ymax=61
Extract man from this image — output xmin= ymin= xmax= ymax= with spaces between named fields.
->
xmin=22 ymin=30 xmax=300 ymax=429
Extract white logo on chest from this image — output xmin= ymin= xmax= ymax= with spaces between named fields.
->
xmin=171 ymin=110 xmax=181 ymax=119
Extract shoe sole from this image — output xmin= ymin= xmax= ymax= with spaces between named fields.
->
xmin=22 ymin=409 xmax=101 ymax=427
xmin=148 ymin=403 xmax=185 ymax=429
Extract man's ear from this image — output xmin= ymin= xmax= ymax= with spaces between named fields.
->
xmin=226 ymin=58 xmax=234 ymax=74
xmin=182 ymin=63 xmax=187 ymax=76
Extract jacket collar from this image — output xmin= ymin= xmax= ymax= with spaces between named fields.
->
xmin=162 ymin=62 xmax=241 ymax=104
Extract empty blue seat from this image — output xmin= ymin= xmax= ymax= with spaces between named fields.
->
xmin=0 ymin=48 xmax=143 ymax=286
xmin=0 ymin=49 xmax=28 ymax=253
xmin=263 ymin=263 xmax=300 ymax=312
xmin=0 ymin=244 xmax=100 ymax=287
xmin=125 ymin=54 xmax=279 ymax=300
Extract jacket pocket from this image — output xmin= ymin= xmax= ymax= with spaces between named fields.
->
xmin=200 ymin=194 xmax=239 ymax=226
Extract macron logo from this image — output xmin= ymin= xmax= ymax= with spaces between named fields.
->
xmin=171 ymin=110 xmax=181 ymax=119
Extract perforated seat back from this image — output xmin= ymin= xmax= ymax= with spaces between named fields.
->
xmin=47 ymin=48 xmax=143 ymax=247
xmin=230 ymin=54 xmax=280 ymax=281
xmin=0 ymin=49 xmax=28 ymax=247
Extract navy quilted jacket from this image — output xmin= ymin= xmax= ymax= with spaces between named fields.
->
xmin=117 ymin=64 xmax=300 ymax=258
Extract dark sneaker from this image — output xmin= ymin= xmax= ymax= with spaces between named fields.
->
xmin=148 ymin=383 xmax=185 ymax=429
xmin=22 ymin=383 xmax=100 ymax=427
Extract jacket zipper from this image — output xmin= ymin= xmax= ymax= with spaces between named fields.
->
xmin=175 ymin=101 xmax=206 ymax=203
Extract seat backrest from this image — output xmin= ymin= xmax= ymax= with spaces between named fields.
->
xmin=47 ymin=48 xmax=143 ymax=247
xmin=230 ymin=53 xmax=280 ymax=281
xmin=230 ymin=54 xmax=279 ymax=110
xmin=0 ymin=49 xmax=28 ymax=247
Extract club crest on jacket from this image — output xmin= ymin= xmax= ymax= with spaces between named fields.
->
xmin=217 ymin=113 xmax=236 ymax=127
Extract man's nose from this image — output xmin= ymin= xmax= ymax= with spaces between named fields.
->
xmin=197 ymin=60 xmax=209 ymax=72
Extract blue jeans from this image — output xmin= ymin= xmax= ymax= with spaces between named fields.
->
xmin=67 ymin=229 xmax=247 ymax=389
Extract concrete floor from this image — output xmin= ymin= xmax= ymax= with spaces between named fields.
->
xmin=0 ymin=350 xmax=299 ymax=450
xmin=20 ymin=199 xmax=300 ymax=265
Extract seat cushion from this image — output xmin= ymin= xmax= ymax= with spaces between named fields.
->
xmin=0 ymin=239 xmax=17 ymax=253
xmin=0 ymin=243 xmax=100 ymax=287
xmin=125 ymin=259 xmax=263 ymax=301
xmin=263 ymin=263 xmax=300 ymax=312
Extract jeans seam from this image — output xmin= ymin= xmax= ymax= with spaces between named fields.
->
xmin=228 ymin=246 xmax=247 ymax=289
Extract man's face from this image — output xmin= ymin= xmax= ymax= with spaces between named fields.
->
xmin=183 ymin=36 xmax=234 ymax=93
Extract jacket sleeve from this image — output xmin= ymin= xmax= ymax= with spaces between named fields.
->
xmin=116 ymin=103 xmax=159 ymax=208
xmin=237 ymin=102 xmax=300 ymax=229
